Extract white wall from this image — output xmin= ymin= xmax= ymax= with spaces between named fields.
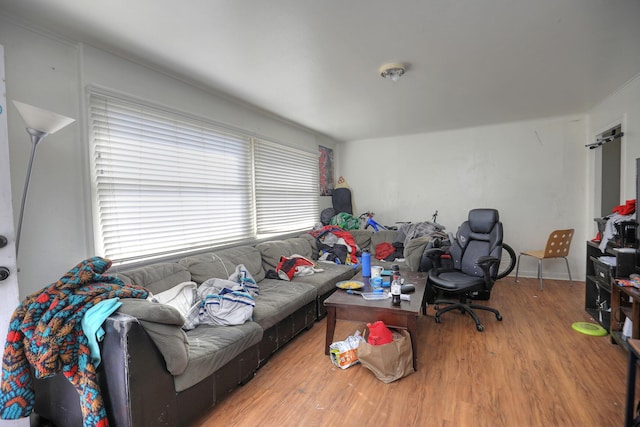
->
xmin=0 ymin=21 xmax=86 ymax=297
xmin=0 ymin=18 xmax=339 ymax=297
xmin=338 ymin=115 xmax=589 ymax=280
xmin=338 ymin=70 xmax=640 ymax=281
xmin=587 ymin=73 xmax=640 ymax=218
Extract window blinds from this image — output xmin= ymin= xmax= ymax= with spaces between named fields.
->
xmin=89 ymin=91 xmax=320 ymax=263
xmin=254 ymin=140 xmax=319 ymax=235
xmin=89 ymin=92 xmax=254 ymax=262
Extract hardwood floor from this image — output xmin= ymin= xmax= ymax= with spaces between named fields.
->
xmin=195 ymin=277 xmax=637 ymax=427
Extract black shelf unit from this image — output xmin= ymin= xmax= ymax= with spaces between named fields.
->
xmin=585 ymin=240 xmax=635 ymax=331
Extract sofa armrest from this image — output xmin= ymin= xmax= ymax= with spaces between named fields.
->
xmin=116 ymin=299 xmax=190 ymax=376
xmin=100 ymin=313 xmax=179 ymax=427
xmin=35 ymin=313 xmax=179 ymax=427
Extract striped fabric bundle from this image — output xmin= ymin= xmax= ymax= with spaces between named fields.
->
xmin=196 ymin=278 xmax=255 ymax=326
xmin=0 ymin=257 xmax=148 ymax=427
xmin=199 ymin=287 xmax=255 ymax=326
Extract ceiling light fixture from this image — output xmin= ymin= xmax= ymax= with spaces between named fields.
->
xmin=379 ymin=63 xmax=406 ymax=82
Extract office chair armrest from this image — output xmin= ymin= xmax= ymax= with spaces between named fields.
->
xmin=476 ymin=255 xmax=499 ymax=268
xmin=418 ymin=247 xmax=448 ymax=271
xmin=476 ymin=255 xmax=500 ymax=283
xmin=424 ymin=247 xmax=446 ymax=258
xmin=422 ymin=248 xmax=449 ymax=268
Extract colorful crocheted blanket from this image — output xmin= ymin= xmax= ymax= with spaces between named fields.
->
xmin=0 ymin=257 xmax=148 ymax=427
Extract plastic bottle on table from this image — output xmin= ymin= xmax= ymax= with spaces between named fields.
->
xmin=362 ymin=249 xmax=371 ymax=278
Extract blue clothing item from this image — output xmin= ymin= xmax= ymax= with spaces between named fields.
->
xmin=81 ymin=297 xmax=122 ymax=366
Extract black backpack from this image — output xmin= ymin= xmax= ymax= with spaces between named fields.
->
xmin=320 ymin=208 xmax=336 ymax=226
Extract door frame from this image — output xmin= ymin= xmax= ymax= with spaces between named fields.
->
xmin=0 ymin=43 xmax=29 ymax=427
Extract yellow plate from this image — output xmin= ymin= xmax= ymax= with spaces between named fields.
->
xmin=571 ymin=322 xmax=607 ymax=337
xmin=336 ymin=280 xmax=365 ymax=290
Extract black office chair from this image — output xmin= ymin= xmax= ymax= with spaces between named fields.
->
xmin=427 ymin=208 xmax=504 ymax=332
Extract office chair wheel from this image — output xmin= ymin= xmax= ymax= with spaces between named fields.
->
xmin=476 ymin=324 xmax=485 ymax=332
xmin=496 ymin=313 xmax=503 ymax=321
xmin=435 ymin=315 xmax=442 ymax=323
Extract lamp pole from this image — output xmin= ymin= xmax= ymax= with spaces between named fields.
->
xmin=15 ymin=128 xmax=48 ymax=255
xmin=11 ymin=100 xmax=75 ymax=256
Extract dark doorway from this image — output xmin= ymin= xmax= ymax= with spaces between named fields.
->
xmin=600 ymin=124 xmax=623 ymax=216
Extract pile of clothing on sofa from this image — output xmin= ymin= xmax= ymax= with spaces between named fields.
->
xmin=375 ymin=221 xmax=449 ymax=262
xmin=149 ymin=264 xmax=259 ymax=330
xmin=309 ymin=225 xmax=359 ymax=265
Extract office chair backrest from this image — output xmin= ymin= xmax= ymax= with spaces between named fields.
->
xmin=542 ymin=229 xmax=574 ymax=259
xmin=450 ymin=209 xmax=503 ymax=278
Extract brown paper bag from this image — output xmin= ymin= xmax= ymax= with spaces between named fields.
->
xmin=358 ymin=328 xmax=414 ymax=383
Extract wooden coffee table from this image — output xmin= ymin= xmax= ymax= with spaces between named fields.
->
xmin=324 ymin=268 xmax=428 ymax=370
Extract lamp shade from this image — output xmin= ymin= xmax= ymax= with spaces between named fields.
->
xmin=12 ymin=100 xmax=75 ymax=135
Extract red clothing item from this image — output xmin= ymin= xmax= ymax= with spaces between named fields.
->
xmin=613 ymin=199 xmax=636 ymax=215
xmin=367 ymin=321 xmax=393 ymax=346
xmin=276 ymin=255 xmax=314 ymax=281
xmin=374 ymin=242 xmax=395 ymax=260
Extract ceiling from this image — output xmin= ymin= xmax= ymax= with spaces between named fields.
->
xmin=1 ymin=0 xmax=640 ymax=142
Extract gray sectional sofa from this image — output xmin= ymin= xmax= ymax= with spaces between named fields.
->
xmin=32 ymin=228 xmax=428 ymax=427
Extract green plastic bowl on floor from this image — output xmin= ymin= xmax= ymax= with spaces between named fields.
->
xmin=572 ymin=322 xmax=608 ymax=336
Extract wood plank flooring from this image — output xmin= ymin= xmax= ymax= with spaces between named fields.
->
xmin=195 ymin=277 xmax=637 ymax=427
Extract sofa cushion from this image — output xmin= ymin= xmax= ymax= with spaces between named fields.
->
xmin=298 ymin=233 xmax=319 ymax=259
xmin=117 ymin=262 xmax=192 ymax=294
xmin=179 ymin=246 xmax=266 ymax=284
xmin=349 ymin=229 xmax=373 ymax=252
xmin=255 ymin=238 xmax=315 ymax=272
xmin=174 ymin=321 xmax=263 ymax=392
xmin=251 ymin=279 xmax=316 ymax=330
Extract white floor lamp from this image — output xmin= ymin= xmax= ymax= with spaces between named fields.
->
xmin=12 ymin=101 xmax=75 ymax=255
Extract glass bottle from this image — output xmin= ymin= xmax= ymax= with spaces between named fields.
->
xmin=391 ymin=264 xmax=401 ymax=306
